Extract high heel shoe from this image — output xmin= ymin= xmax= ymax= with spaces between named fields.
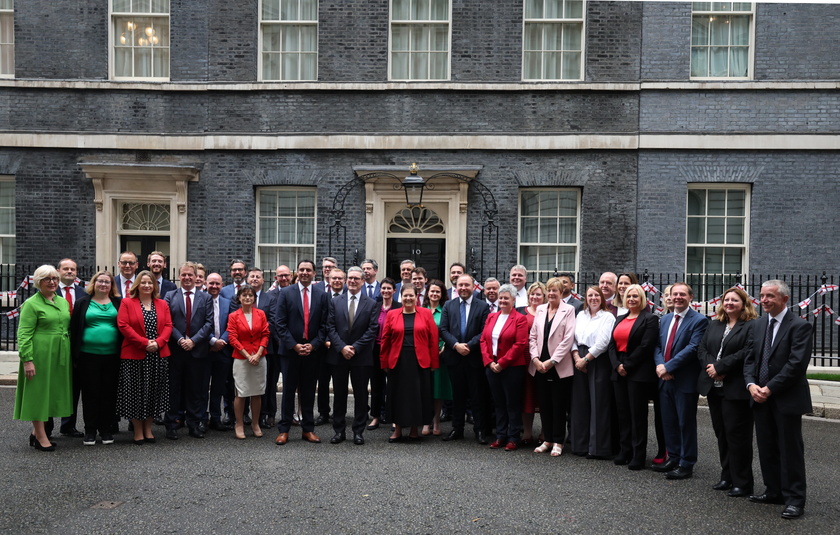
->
xmin=550 ymin=444 xmax=563 ymax=457
xmin=251 ymin=425 xmax=264 ymax=438
xmin=234 ymin=423 xmax=246 ymax=440
xmin=534 ymin=441 xmax=552 ymax=453
xmin=33 ymin=439 xmax=56 ymax=452
xmin=30 ymin=434 xmax=56 ymax=449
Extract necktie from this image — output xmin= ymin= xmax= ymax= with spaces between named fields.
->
xmin=184 ymin=290 xmax=192 ymax=337
xmin=334 ymin=292 xmax=340 ymax=298
xmin=489 ymin=302 xmax=496 ymax=313
xmin=213 ymin=297 xmax=220 ymax=338
xmin=349 ymin=294 xmax=356 ymax=330
xmin=759 ymin=318 xmax=776 ymax=386
xmin=125 ymin=279 xmax=131 ymax=296
xmin=664 ymin=314 xmax=681 ymax=362
xmin=302 ymin=286 xmax=310 ymax=340
xmin=368 ymin=285 xmax=373 ymax=298
xmin=460 ymin=299 xmax=467 ymax=341
xmin=64 ymin=287 xmax=73 ymax=314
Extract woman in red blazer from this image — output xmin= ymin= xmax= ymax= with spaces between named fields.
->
xmin=380 ymin=285 xmax=439 ymax=442
xmin=480 ymin=284 xmax=529 ymax=451
xmin=116 ymin=271 xmax=173 ymax=445
xmin=227 ymin=286 xmax=271 ymax=439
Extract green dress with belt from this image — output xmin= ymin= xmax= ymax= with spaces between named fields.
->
xmin=13 ymin=291 xmax=73 ymax=421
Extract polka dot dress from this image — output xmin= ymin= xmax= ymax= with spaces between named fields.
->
xmin=117 ymin=304 xmax=170 ymax=420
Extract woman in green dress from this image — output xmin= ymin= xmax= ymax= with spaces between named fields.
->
xmin=422 ymin=279 xmax=451 ymax=436
xmin=13 ymin=265 xmax=73 ymax=452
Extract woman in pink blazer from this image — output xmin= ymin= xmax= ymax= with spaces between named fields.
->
xmin=528 ymin=277 xmax=576 ymax=457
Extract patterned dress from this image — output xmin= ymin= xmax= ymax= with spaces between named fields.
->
xmin=117 ymin=305 xmax=170 ymax=419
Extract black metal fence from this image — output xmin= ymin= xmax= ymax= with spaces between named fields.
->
xmin=3 ymin=265 xmax=838 ymax=366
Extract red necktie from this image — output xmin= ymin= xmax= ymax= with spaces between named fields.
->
xmin=64 ymin=287 xmax=73 ymax=314
xmin=664 ymin=315 xmax=681 ymax=362
xmin=125 ymin=279 xmax=131 ymax=296
xmin=302 ymin=286 xmax=310 ymax=340
xmin=185 ymin=291 xmax=192 ymax=337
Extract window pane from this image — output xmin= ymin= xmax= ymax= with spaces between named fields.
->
xmin=538 ymin=192 xmax=558 ymax=216
xmin=263 ymin=0 xmax=280 ymax=20
xmin=690 ymin=48 xmax=708 ymax=77
xmin=277 ymin=193 xmax=295 ymax=217
xmin=692 ymin=17 xmax=709 ymax=46
xmin=301 ymin=0 xmax=318 ymax=20
xmin=687 ymin=218 xmax=704 ymax=243
xmin=561 ymin=52 xmax=580 ymax=80
xmin=281 ymin=0 xmax=299 ymax=20
xmin=544 ymin=24 xmax=561 ymax=51
xmin=707 ymin=190 xmax=726 ymax=215
xmin=391 ymin=52 xmax=409 ymax=78
xmin=525 ymin=0 xmax=543 ymax=19
xmin=298 ymin=217 xmax=314 ymax=244
xmin=263 ymin=25 xmax=282 ymax=52
xmin=705 ymin=247 xmax=723 ymax=273
xmin=301 ymin=25 xmax=317 ymax=51
xmin=687 ymin=189 xmax=705 ymax=215
xmin=539 ymin=247 xmax=555 ymax=271
xmin=521 ymin=191 xmax=539 ymax=216
xmin=723 ymin=248 xmax=743 ymax=273
xmin=730 ymin=15 xmax=750 ymax=45
xmin=562 ymin=23 xmax=581 ymax=49
xmin=686 ymin=247 xmax=704 ymax=273
xmin=259 ymin=192 xmax=277 ymax=216
xmin=727 ymin=190 xmax=745 ymax=216
xmin=539 ymin=220 xmax=558 ymax=243
xmin=558 ymin=191 xmax=577 ymax=216
xmin=707 ymin=217 xmax=725 ymax=244
xmin=523 ymin=52 xmax=540 ymax=79
xmin=298 ymin=191 xmax=315 ymax=216
xmin=113 ymin=0 xmax=131 ymax=12
xmin=544 ymin=0 xmax=561 ymax=18
xmin=301 ymin=52 xmax=317 ymax=80
xmin=278 ymin=221 xmax=295 ymax=243
xmin=726 ymin=218 xmax=744 ymax=244
xmin=432 ymin=25 xmax=448 ymax=51
xmin=520 ymin=246 xmax=539 ymax=272
xmin=0 ymin=236 xmax=14 ymax=264
xmin=411 ymin=52 xmax=428 ymax=79
xmin=392 ymin=25 xmax=409 ymax=51
xmin=431 ymin=0 xmax=448 ymax=20
xmin=557 ymin=246 xmax=576 ymax=270
xmin=259 ymin=218 xmax=277 ymax=243
xmin=557 ymin=218 xmax=576 ymax=243
xmin=393 ymin=0 xmax=410 ymax=20
xmin=566 ymin=0 xmax=584 ymax=18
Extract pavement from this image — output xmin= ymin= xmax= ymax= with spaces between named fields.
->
xmin=3 ymin=351 xmax=840 ymax=419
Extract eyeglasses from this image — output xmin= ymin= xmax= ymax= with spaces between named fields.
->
xmin=42 ymin=277 xmax=59 ymax=282
xmin=119 ymin=261 xmax=137 ymax=265
xmin=95 ymin=279 xmax=112 ymax=285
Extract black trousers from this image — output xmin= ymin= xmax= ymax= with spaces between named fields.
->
xmin=261 ymin=353 xmax=282 ymax=419
xmin=447 ymin=360 xmax=487 ymax=435
xmin=535 ymin=369 xmax=572 ymax=444
xmin=613 ymin=377 xmax=655 ymax=465
xmin=707 ymin=389 xmax=754 ymax=490
xmin=208 ymin=349 xmax=232 ymax=422
xmin=485 ymin=365 xmax=525 ymax=442
xmin=79 ymin=352 xmax=120 ymax=435
xmin=369 ymin=345 xmax=387 ymax=420
xmin=317 ymin=359 xmax=332 ymax=416
xmin=278 ymin=351 xmax=319 ymax=433
xmin=570 ymin=350 xmax=614 ymax=457
xmin=753 ymin=398 xmax=806 ymax=506
xmin=331 ymin=364 xmax=372 ymax=435
xmin=165 ymin=350 xmax=211 ymax=429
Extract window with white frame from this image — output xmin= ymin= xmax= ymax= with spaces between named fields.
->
xmin=257 ymin=188 xmax=316 ymax=269
xmin=0 ymin=0 xmax=13 ymax=77
xmin=690 ymin=2 xmax=753 ymax=79
xmin=111 ymin=0 xmax=170 ymax=80
xmin=686 ymin=185 xmax=750 ymax=296
xmin=0 ymin=178 xmax=14 ymax=265
xmin=260 ymin=0 xmax=318 ymax=81
xmin=389 ymin=0 xmax=450 ymax=81
xmin=519 ymin=189 xmax=580 ymax=281
xmin=523 ymin=0 xmax=585 ymax=81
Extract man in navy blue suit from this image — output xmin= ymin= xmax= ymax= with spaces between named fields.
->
xmin=148 ymin=250 xmax=177 ymax=296
xmin=205 ymin=272 xmax=232 ymax=431
xmin=274 ymin=259 xmax=329 ymax=445
xmin=220 ymin=259 xmax=248 ymax=301
xmin=53 ymin=258 xmax=88 ymax=438
xmin=164 ymin=262 xmax=214 ymax=439
xmin=261 ymin=264 xmax=292 ymax=428
xmin=361 ymin=259 xmax=381 ymax=301
xmin=653 ymin=282 xmax=708 ymax=480
xmin=114 ymin=251 xmax=138 ymax=297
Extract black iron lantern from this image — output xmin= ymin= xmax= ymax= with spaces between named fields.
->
xmin=402 ymin=163 xmax=425 ymax=207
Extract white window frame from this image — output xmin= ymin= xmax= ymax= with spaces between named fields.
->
xmin=256 ymin=187 xmax=317 ymax=270
xmin=109 ymin=0 xmax=170 ymax=81
xmin=0 ymin=176 xmax=15 ymax=267
xmin=690 ymin=2 xmax=754 ymax=80
xmin=685 ymin=183 xmax=750 ymax=296
xmin=0 ymin=0 xmax=13 ymax=78
xmin=517 ymin=188 xmax=581 ymax=281
xmin=388 ymin=0 xmax=452 ymax=82
xmin=522 ymin=0 xmax=586 ymax=82
xmin=258 ymin=0 xmax=319 ymax=82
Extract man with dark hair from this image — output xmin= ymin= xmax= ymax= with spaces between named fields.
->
xmin=220 ymin=259 xmax=248 ymax=300
xmin=148 ymin=251 xmax=177 ymax=296
xmin=411 ymin=267 xmax=428 ymax=304
xmin=558 ymin=272 xmax=583 ymax=314
xmin=55 ymin=258 xmax=86 ymax=438
xmin=361 ymin=259 xmax=381 ymax=300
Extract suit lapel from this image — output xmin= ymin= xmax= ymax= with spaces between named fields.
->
xmin=770 ymin=313 xmax=792 ymax=354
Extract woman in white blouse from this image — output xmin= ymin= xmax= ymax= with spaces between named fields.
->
xmin=569 ymin=286 xmax=617 ymax=459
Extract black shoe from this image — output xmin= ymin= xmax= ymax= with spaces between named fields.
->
xmin=165 ymin=428 xmax=179 ymax=440
xmin=314 ymin=414 xmax=330 ymax=426
xmin=712 ymin=480 xmax=733 ymax=491
xmin=209 ymin=420 xmax=231 ymax=432
xmin=388 ymin=435 xmax=402 ymax=443
xmin=188 ymin=426 xmax=205 ymax=439
xmin=366 ymin=421 xmax=380 ymax=431
xmin=781 ymin=505 xmax=804 ymax=519
xmin=259 ymin=415 xmax=272 ymax=429
xmin=221 ymin=413 xmax=234 ymax=426
xmin=127 ymin=421 xmax=134 ymax=433
xmin=665 ymin=466 xmax=693 ymax=480
xmin=628 ymin=463 xmax=644 ymax=471
xmin=60 ymin=428 xmax=84 ymax=438
xmin=33 ymin=441 xmax=56 ymax=452
xmin=353 ymin=433 xmax=365 ymax=445
xmin=475 ymin=431 xmax=488 ymax=445
xmin=466 ymin=413 xmax=474 ymax=425
xmin=439 ymin=411 xmax=452 ymax=422
xmin=442 ymin=429 xmax=464 ymax=441
xmin=100 ymin=433 xmax=115 ymax=445
xmin=330 ymin=433 xmax=346 ymax=444
xmin=651 ymin=458 xmax=679 ymax=473
xmin=727 ymin=487 xmax=752 ymax=498
xmin=133 ymin=439 xmax=145 ymax=445
xmin=613 ymin=456 xmax=630 ymax=466
xmin=153 ymin=416 xmax=165 ymax=426
xmin=83 ymin=434 xmax=97 ymax=446
xmin=197 ymin=422 xmax=208 ymax=434
xmin=749 ymin=493 xmax=785 ymax=505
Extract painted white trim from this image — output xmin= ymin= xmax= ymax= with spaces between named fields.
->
xmin=639 ymin=134 xmax=840 ymax=150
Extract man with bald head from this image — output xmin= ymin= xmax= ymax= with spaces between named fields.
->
xmin=599 ymin=272 xmax=619 ymax=316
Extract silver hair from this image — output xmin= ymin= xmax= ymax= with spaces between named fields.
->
xmin=33 ymin=264 xmax=59 ymax=288
xmin=497 ymin=283 xmax=518 ymax=299
xmin=762 ymin=279 xmax=790 ymax=298
xmin=347 ymin=266 xmax=364 ymax=277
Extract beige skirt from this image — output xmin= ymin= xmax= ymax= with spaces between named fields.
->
xmin=232 ymin=357 xmax=267 ymax=398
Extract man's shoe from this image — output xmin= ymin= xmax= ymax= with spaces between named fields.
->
xmin=165 ymin=428 xmax=179 ymax=440
xmin=353 ymin=433 xmax=365 ymax=445
xmin=221 ymin=413 xmax=234 ymax=426
xmin=651 ymin=458 xmax=679 ymax=473
xmin=781 ymin=505 xmax=804 ymax=519
xmin=100 ymin=433 xmax=115 ymax=445
xmin=665 ymin=466 xmax=693 ymax=480
xmin=727 ymin=487 xmax=752 ymax=498
xmin=209 ymin=420 xmax=231 ymax=432
xmin=489 ymin=439 xmax=504 ymax=449
xmin=475 ymin=431 xmax=488 ymax=445
xmin=439 ymin=411 xmax=452 ymax=422
xmin=61 ymin=428 xmax=84 ymax=438
xmin=302 ymin=431 xmax=321 ymax=443
xmin=442 ymin=429 xmax=464 ymax=441
xmin=749 ymin=493 xmax=785 ymax=505
xmin=712 ymin=480 xmax=733 ymax=491
xmin=275 ymin=432 xmax=289 ymax=445
xmin=83 ymin=434 xmax=96 ymax=446
xmin=314 ymin=414 xmax=330 ymax=426
xmin=197 ymin=422 xmax=208 ymax=434
xmin=330 ymin=432 xmax=346 ymax=444
xmin=188 ymin=426 xmax=205 ymax=439
xmin=259 ymin=415 xmax=272 ymax=429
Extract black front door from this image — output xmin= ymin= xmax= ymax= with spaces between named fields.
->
xmin=386 ymin=238 xmax=446 ymax=282
xmin=120 ymin=236 xmax=171 ymax=271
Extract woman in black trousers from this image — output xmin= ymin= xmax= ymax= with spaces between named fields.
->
xmin=697 ymin=286 xmax=756 ymax=497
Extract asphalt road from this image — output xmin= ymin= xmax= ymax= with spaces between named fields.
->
xmin=2 ymin=386 xmax=839 ymax=534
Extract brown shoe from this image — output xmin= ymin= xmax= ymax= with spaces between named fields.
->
xmin=274 ymin=432 xmax=289 ymax=445
xmin=302 ymin=431 xmax=321 ymax=443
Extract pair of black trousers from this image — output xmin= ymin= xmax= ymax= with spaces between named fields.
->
xmin=707 ymin=389 xmax=754 ymax=490
xmin=79 ymin=351 xmax=120 ymax=434
xmin=535 ymin=369 xmax=572 ymax=445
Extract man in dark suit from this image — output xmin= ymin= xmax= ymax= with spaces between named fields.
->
xmin=114 ymin=251 xmax=138 ymax=297
xmin=558 ymin=272 xmax=584 ymax=314
xmin=653 ymin=282 xmax=708 ymax=480
xmin=53 ymin=258 xmax=87 ymax=438
xmin=393 ymin=259 xmax=414 ymax=303
xmin=744 ymin=280 xmax=812 ymax=520
xmin=164 ymin=262 xmax=214 ymax=439
xmin=326 ymin=266 xmax=379 ymax=445
xmin=481 ymin=278 xmax=500 ymax=313
xmin=205 ymin=272 xmax=232 ymax=431
xmin=439 ymin=274 xmax=490 ymax=443
xmin=361 ymin=259 xmax=381 ymax=301
xmin=262 ymin=264 xmax=292 ymax=427
xmin=448 ymin=262 xmax=481 ymax=301
xmin=220 ymin=259 xmax=248 ymax=300
xmin=148 ymin=250 xmax=177 ymax=296
xmin=274 ymin=259 xmax=329 ymax=445
xmin=599 ymin=271 xmax=619 ymax=316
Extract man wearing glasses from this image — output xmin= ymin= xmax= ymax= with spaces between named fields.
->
xmin=115 ymin=251 xmax=138 ymax=297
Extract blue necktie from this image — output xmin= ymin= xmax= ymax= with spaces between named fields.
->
xmin=460 ymin=300 xmax=467 ymax=341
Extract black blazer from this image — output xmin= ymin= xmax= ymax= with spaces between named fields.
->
xmin=326 ymin=292 xmax=380 ymax=367
xmin=275 ymin=283 xmax=329 ymax=353
xmin=608 ymin=309 xmax=659 ymax=382
xmin=69 ymin=294 xmax=123 ymax=363
xmin=697 ymin=318 xmax=753 ymax=400
xmin=743 ymin=312 xmax=813 ymax=415
xmin=439 ymin=297 xmax=490 ymax=368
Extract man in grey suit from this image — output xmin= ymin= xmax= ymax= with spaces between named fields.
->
xmin=164 ymin=262 xmax=214 ymax=440
xmin=744 ymin=280 xmax=812 ymax=519
xmin=326 ymin=266 xmax=380 ymax=445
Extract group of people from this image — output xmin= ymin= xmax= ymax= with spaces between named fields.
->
xmin=13 ymin=255 xmax=813 ymax=520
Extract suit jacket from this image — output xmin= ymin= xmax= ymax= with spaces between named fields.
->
xmin=326 ymin=291 xmax=380 ymax=367
xmin=743 ymin=312 xmax=813 ymax=415
xmin=480 ymin=311 xmax=529 ymax=369
xmin=114 ymin=275 xmax=135 ymax=297
xmin=227 ymin=307 xmax=271 ymax=359
xmin=654 ymin=308 xmax=708 ymax=393
xmin=608 ymin=309 xmax=659 ymax=382
xmin=220 ymin=282 xmax=247 ymax=301
xmin=697 ymin=318 xmax=754 ymax=400
xmin=439 ymin=296 xmax=490 ymax=368
xmin=362 ymin=281 xmax=381 ymax=301
xmin=528 ymin=302 xmax=576 ymax=378
xmin=379 ymin=307 xmax=439 ymax=370
xmin=164 ymin=288 xmax=214 ymax=359
xmin=117 ymin=297 xmax=172 ymax=359
xmin=275 ymin=283 xmax=329 ymax=354
xmin=69 ymin=294 xmax=122 ymax=362
xmin=209 ymin=294 xmax=232 ymax=356
xmin=158 ymin=278 xmax=177 ymax=297
xmin=565 ymin=296 xmax=584 ymax=314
